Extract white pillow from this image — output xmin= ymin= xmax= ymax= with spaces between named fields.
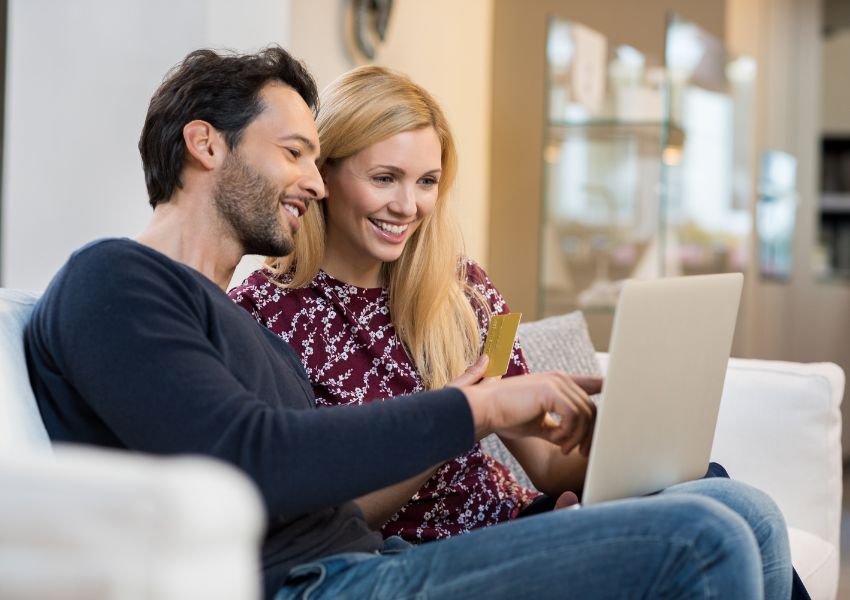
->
xmin=0 ymin=289 xmax=51 ymax=456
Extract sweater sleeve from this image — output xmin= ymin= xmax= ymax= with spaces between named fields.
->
xmin=36 ymin=242 xmax=475 ymax=517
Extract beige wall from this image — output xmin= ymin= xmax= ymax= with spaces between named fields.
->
xmin=288 ymin=0 xmax=494 ymax=265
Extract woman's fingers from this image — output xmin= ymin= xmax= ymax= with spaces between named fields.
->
xmin=542 ymin=373 xmax=596 ymax=454
xmin=448 ymin=354 xmax=489 ymax=387
xmin=570 ymin=375 xmax=604 ymax=396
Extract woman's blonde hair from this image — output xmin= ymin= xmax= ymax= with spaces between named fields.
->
xmin=266 ymin=65 xmax=486 ymax=389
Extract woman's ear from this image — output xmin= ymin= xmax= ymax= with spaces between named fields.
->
xmin=182 ymin=120 xmax=225 ymax=170
xmin=319 ymin=165 xmax=331 ymax=199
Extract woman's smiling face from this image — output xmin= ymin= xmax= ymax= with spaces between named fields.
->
xmin=321 ymin=126 xmax=442 ymax=285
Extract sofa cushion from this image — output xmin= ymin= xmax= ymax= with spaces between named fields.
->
xmin=517 ymin=310 xmax=602 ymax=377
xmin=479 ymin=311 xmax=600 ymax=490
xmin=0 ymin=289 xmax=50 ymax=455
xmin=709 ymin=359 xmax=844 ymax=552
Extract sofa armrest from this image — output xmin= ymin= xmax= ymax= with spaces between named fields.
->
xmin=0 ymin=445 xmax=265 ymax=600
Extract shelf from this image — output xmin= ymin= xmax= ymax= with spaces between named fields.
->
xmin=820 ymin=193 xmax=850 ymax=214
xmin=548 ymin=118 xmax=678 ymax=129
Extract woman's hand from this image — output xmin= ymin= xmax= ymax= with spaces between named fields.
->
xmin=461 ymin=370 xmax=596 ymax=456
xmin=447 ymin=354 xmax=490 ymax=387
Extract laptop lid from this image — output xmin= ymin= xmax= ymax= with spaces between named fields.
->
xmin=581 ymin=273 xmax=743 ymax=506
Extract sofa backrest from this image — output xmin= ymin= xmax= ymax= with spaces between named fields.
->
xmin=0 ymin=289 xmax=51 ymax=455
xmin=711 ymin=357 xmax=844 ymax=553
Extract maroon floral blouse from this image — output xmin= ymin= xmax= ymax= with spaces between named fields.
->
xmin=229 ymin=260 xmax=538 ymax=543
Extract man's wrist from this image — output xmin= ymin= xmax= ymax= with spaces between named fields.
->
xmin=461 ymin=385 xmax=494 ymax=440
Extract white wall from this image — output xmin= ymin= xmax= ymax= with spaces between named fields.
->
xmin=1 ymin=0 xmax=291 ymax=290
xmin=289 ymin=0 xmax=494 ymax=267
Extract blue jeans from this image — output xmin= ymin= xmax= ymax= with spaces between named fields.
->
xmin=275 ymin=478 xmax=791 ymax=599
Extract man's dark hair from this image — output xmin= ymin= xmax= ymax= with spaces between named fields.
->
xmin=139 ymin=46 xmax=318 ymax=207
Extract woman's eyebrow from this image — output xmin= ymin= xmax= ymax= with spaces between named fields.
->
xmin=371 ymin=165 xmax=442 ymax=175
xmin=371 ymin=164 xmax=405 ymax=174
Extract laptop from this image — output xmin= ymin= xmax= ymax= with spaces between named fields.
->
xmin=580 ymin=273 xmax=744 ymax=506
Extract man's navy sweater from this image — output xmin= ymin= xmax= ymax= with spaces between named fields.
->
xmin=25 ymin=239 xmax=473 ymax=596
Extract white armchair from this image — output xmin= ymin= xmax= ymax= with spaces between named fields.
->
xmin=0 ymin=289 xmax=265 ymax=600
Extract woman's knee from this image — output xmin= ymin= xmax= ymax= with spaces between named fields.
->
xmin=676 ymin=478 xmax=788 ymax=545
xmin=660 ymin=495 xmax=762 ymax=559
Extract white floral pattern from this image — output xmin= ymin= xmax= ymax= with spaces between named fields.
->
xmin=229 ymin=259 xmax=537 ymax=542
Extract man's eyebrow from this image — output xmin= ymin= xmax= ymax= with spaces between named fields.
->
xmin=280 ymin=134 xmax=317 ymax=153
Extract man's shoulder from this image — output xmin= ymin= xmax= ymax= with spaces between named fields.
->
xmin=67 ymin=238 xmax=203 ymax=286
xmin=38 ymin=237 xmax=204 ymax=320
xmin=69 ymin=238 xmax=168 ymax=269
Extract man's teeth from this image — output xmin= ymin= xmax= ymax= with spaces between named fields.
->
xmin=371 ymin=219 xmax=408 ymax=235
xmin=283 ymin=204 xmax=299 ymax=218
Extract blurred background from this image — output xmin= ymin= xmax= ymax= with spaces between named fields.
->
xmin=0 ymin=1 xmax=847 ymax=571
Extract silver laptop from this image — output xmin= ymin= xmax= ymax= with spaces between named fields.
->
xmin=581 ymin=273 xmax=743 ymax=506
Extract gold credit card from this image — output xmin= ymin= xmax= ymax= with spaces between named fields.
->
xmin=482 ymin=313 xmax=522 ymax=378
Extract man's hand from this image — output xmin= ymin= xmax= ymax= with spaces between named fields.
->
xmin=461 ymin=371 xmax=596 ymax=456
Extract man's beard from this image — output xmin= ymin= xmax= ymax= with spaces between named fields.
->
xmin=212 ymin=152 xmax=294 ymax=257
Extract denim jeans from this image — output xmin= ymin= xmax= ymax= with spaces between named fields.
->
xmin=275 ymin=477 xmax=791 ymax=600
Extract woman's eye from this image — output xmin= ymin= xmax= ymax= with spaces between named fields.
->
xmin=287 ymin=148 xmax=301 ymax=159
xmin=419 ymin=177 xmax=439 ymax=187
xmin=373 ymin=175 xmax=394 ymax=184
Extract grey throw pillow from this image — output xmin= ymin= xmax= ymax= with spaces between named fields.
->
xmin=479 ymin=310 xmax=600 ymax=492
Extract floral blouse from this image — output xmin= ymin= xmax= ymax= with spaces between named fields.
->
xmin=229 ymin=259 xmax=538 ymax=543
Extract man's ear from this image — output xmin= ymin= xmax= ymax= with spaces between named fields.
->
xmin=183 ymin=120 xmax=226 ymax=170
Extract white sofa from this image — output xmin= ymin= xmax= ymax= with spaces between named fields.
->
xmin=0 ymin=289 xmax=265 ymax=600
xmin=1 ymin=289 xmax=845 ymax=598
xmin=601 ymin=353 xmax=844 ymax=600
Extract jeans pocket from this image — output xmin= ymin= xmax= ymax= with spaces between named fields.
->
xmin=276 ymin=553 xmax=380 ymax=600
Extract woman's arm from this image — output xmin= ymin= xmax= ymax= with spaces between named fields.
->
xmin=500 ymin=375 xmax=602 ymax=495
xmin=354 ymin=466 xmax=440 ymax=530
xmin=500 ymin=437 xmax=588 ymax=495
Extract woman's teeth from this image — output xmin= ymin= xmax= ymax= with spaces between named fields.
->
xmin=283 ymin=204 xmax=299 ymax=218
xmin=370 ymin=219 xmax=408 ymax=235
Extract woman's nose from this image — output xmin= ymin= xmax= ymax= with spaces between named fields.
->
xmin=389 ymin=186 xmax=417 ymax=217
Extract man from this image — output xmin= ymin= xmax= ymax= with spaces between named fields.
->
xmin=25 ymin=47 xmax=789 ymax=599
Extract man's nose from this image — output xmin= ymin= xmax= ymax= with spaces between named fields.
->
xmin=300 ymin=163 xmax=325 ymax=201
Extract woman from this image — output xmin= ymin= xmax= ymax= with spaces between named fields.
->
xmin=229 ymin=65 xmax=589 ymax=543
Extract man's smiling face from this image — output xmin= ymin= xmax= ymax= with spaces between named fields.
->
xmin=212 ymin=82 xmax=324 ymax=257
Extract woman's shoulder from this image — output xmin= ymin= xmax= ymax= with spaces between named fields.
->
xmin=458 ymin=256 xmax=512 ymax=315
xmin=459 ymin=257 xmax=497 ymax=290
xmin=228 ymin=267 xmax=318 ymax=311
